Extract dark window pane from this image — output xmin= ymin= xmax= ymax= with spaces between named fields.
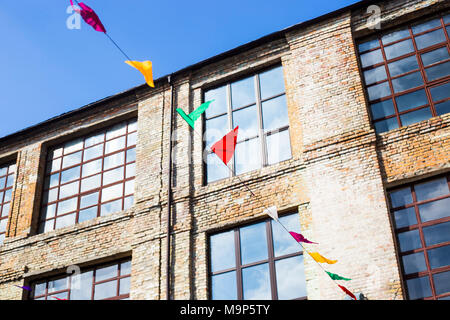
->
xmin=275 ymin=256 xmax=306 ymax=299
xmin=392 ymin=72 xmax=423 ymax=93
xmin=423 ymin=221 xmax=450 ymax=246
xmin=382 ymin=29 xmax=410 ymax=44
xmin=430 ymin=82 xmax=450 ymax=102
xmin=398 ymin=229 xmax=422 ymax=252
xmin=390 ymin=187 xmax=413 ymax=208
xmin=412 ymin=18 xmax=441 ymax=34
xmin=205 ymin=85 xmax=228 ymax=118
xmin=231 ymin=76 xmax=255 ymax=109
xmin=206 ymin=152 xmax=229 ymax=183
xmin=419 ymin=198 xmax=450 ymax=222
xmin=211 ymin=271 xmax=237 ymax=300
xmin=234 ymin=138 xmax=261 ymax=175
xmin=421 ymin=47 xmax=450 ymax=66
xmin=240 ymin=222 xmax=268 ymax=265
xmin=242 ymin=263 xmax=271 ymax=300
xmin=367 ymin=82 xmax=391 ymax=100
xmin=210 ymin=230 xmax=235 ymax=272
xmin=363 ymin=66 xmax=387 ymax=85
xmin=265 ymin=130 xmax=292 ymax=165
xmin=415 ymin=29 xmax=446 ymax=50
xmin=358 ymin=39 xmax=379 ymax=52
xmin=393 ymin=207 xmax=417 ymax=229
xmin=233 ymin=105 xmax=258 ymax=140
xmin=445 ymin=15 xmax=450 ymax=24
xmin=206 ymin=114 xmax=229 ymax=149
xmin=388 ymin=56 xmax=419 ymax=77
xmin=400 ymin=108 xmax=432 ymax=127
xmin=384 ymin=39 xmax=414 ymax=60
xmin=396 ymin=89 xmax=428 ymax=112
xmin=360 ymin=49 xmax=383 ymax=67
xmin=428 ymin=245 xmax=450 ymax=269
xmin=433 ymin=271 xmax=450 ymax=296
xmin=259 ymin=66 xmax=285 ymax=100
xmin=402 ymin=252 xmax=427 ymax=274
xmin=406 ymin=276 xmax=432 ymax=299
xmin=436 ymin=100 xmax=450 ymax=116
xmin=415 ymin=177 xmax=449 ymax=201
xmin=261 ymin=95 xmax=289 ymax=132
xmin=271 ymin=213 xmax=301 ymax=257
xmin=425 ymin=61 xmax=450 ymax=81
xmin=374 ymin=117 xmax=399 ymax=134
xmin=370 ymin=99 xmax=395 ymax=120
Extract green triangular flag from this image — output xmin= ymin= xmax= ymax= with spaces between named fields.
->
xmin=326 ymin=271 xmax=351 ymax=281
xmin=176 ymin=100 xmax=214 ymax=129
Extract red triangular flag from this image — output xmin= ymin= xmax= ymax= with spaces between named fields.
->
xmin=211 ymin=126 xmax=239 ymax=165
xmin=338 ymin=285 xmax=357 ymax=300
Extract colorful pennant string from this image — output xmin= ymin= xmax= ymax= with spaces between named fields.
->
xmin=308 ymin=252 xmax=338 ymax=264
xmin=70 ymin=0 xmax=106 ymax=33
xmin=176 ymin=100 xmax=214 ymax=129
xmin=211 ymin=126 xmax=239 ymax=165
xmin=289 ymin=231 xmax=318 ymax=244
xmin=264 ymin=206 xmax=279 ymax=222
xmin=125 ymin=61 xmax=155 ymax=88
xmin=326 ymin=271 xmax=351 ymax=281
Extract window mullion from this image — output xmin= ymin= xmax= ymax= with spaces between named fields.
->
xmin=255 ymin=74 xmax=266 ymax=167
xmin=266 ymin=220 xmax=278 ymax=300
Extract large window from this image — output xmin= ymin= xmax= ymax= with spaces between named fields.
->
xmin=39 ymin=119 xmax=137 ymax=233
xmin=204 ymin=65 xmax=292 ymax=183
xmin=357 ymin=14 xmax=450 ymax=134
xmin=0 ymin=162 xmax=16 ymax=244
xmin=30 ymin=259 xmax=131 ymax=300
xmin=209 ymin=213 xmax=307 ymax=300
xmin=388 ymin=174 xmax=450 ymax=300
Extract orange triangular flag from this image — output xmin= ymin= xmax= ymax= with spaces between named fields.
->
xmin=125 ymin=60 xmax=154 ymax=87
xmin=211 ymin=126 xmax=239 ymax=165
xmin=308 ymin=252 xmax=337 ymax=264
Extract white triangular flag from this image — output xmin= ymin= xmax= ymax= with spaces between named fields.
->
xmin=265 ymin=206 xmax=278 ymax=221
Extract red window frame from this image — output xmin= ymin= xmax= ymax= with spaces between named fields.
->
xmin=0 ymin=162 xmax=16 ymax=244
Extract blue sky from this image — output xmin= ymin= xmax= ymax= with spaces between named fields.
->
xmin=0 ymin=0 xmax=361 ymax=138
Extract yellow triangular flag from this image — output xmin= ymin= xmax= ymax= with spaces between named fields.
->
xmin=308 ymin=252 xmax=337 ymax=264
xmin=125 ymin=60 xmax=154 ymax=87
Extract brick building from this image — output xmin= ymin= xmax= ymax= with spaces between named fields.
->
xmin=0 ymin=0 xmax=448 ymax=300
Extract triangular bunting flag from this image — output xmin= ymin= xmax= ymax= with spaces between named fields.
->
xmin=125 ymin=61 xmax=154 ymax=87
xmin=338 ymin=285 xmax=357 ymax=300
xmin=70 ymin=0 xmax=106 ymax=33
xmin=289 ymin=231 xmax=318 ymax=244
xmin=326 ymin=271 xmax=351 ymax=281
xmin=14 ymin=285 xmax=31 ymax=291
xmin=308 ymin=252 xmax=337 ymax=264
xmin=176 ymin=100 xmax=214 ymax=129
xmin=264 ymin=206 xmax=278 ymax=221
xmin=211 ymin=126 xmax=239 ymax=165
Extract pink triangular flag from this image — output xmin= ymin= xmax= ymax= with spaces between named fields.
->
xmin=70 ymin=0 xmax=107 ymax=33
xmin=289 ymin=231 xmax=318 ymax=244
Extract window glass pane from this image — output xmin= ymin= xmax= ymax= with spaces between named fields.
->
xmin=415 ymin=29 xmax=446 ymax=50
xmin=384 ymin=39 xmax=414 ymax=60
xmin=127 ymin=132 xmax=137 ymax=147
xmin=126 ymin=148 xmax=136 ymax=163
xmin=55 ymin=213 xmax=76 ymax=229
xmin=271 ymin=213 xmax=301 ymax=257
xmin=205 ymin=85 xmax=228 ymax=118
xmin=423 ymin=221 xmax=450 ymax=246
xmin=400 ymin=108 xmax=432 ymax=127
xmin=370 ymin=100 xmax=395 ymax=120
xmin=425 ymin=61 xmax=450 ymax=81
xmin=41 ymin=204 xmax=56 ymax=220
xmin=261 ymin=95 xmax=289 ymax=132
xmin=211 ymin=271 xmax=237 ymax=300
xmin=234 ymin=138 xmax=261 ymax=175
xmin=390 ymin=187 xmax=413 ymax=208
xmin=82 ymin=159 xmax=102 ymax=178
xmin=64 ymin=138 xmax=83 ymax=154
xmin=367 ymin=82 xmax=391 ymax=101
xmin=206 ymin=115 xmax=228 ymax=149
xmin=48 ymin=277 xmax=68 ymax=293
xmin=1 ymin=203 xmax=10 ymax=217
xmin=126 ymin=163 xmax=135 ymax=179
xmin=259 ymin=66 xmax=285 ymax=100
xmin=80 ymin=192 xmax=99 ymax=209
xmin=71 ymin=271 xmax=93 ymax=300
xmin=231 ymin=76 xmax=255 ymax=109
xmin=363 ymin=66 xmax=387 ymax=85
xmin=430 ymin=82 xmax=450 ymax=102
xmin=358 ymin=39 xmax=379 ymax=52
xmin=419 ymin=198 xmax=450 ymax=222
xmin=393 ymin=207 xmax=417 ymax=229
xmin=103 ymin=167 xmax=124 ymax=186
xmin=388 ymin=56 xmax=419 ymax=77
xmin=104 ymin=152 xmax=124 ymax=170
xmin=128 ymin=119 xmax=137 ymax=132
xmin=445 ymin=15 xmax=450 ymax=24
xmin=421 ymin=47 xmax=450 ymax=66
xmin=360 ymin=49 xmax=383 ymax=67
xmin=84 ymin=144 xmax=103 ymax=162
xmin=374 ymin=117 xmax=399 ymax=134
xmin=34 ymin=282 xmax=46 ymax=296
xmin=412 ymin=18 xmax=441 ymax=34
xmin=398 ymin=229 xmax=422 ymax=252
xmin=106 ymin=123 xmax=127 ymax=140
xmin=125 ymin=180 xmax=134 ymax=195
xmin=3 ymin=189 xmax=12 ymax=202
xmin=85 ymin=132 xmax=104 ymax=148
xmin=436 ymin=100 xmax=450 ymax=116
xmin=232 ymin=105 xmax=258 ymax=140
xmin=94 ymin=280 xmax=117 ymax=300
xmin=206 ymin=152 xmax=229 ymax=183
xmin=62 ymin=151 xmax=82 ymax=169
xmin=59 ymin=181 xmax=79 ymax=199
xmin=210 ymin=230 xmax=235 ymax=272
xmin=57 ymin=197 xmax=78 ymax=215
xmin=100 ymin=199 xmax=122 ymax=216
xmin=78 ymin=206 xmax=98 ymax=223
xmin=240 ymin=222 xmax=268 ymax=265
xmin=6 ymin=175 xmax=14 ymax=188
xmin=433 ymin=271 xmax=450 ymax=296
xmin=392 ymin=72 xmax=423 ymax=93
xmin=276 ymin=255 xmax=306 ymax=299
xmin=402 ymin=252 xmax=427 ymax=274
xmin=396 ymin=89 xmax=428 ymax=112
xmin=415 ymin=177 xmax=449 ymax=201
xmin=0 ymin=219 xmax=7 ymax=233
xmin=406 ymin=276 xmax=432 ymax=299
xmin=382 ymin=29 xmax=410 ymax=44
xmin=0 ymin=177 xmax=5 ymax=189
xmin=428 ymin=245 xmax=450 ymax=269
xmin=120 ymin=261 xmax=131 ymax=275
xmin=124 ymin=196 xmax=134 ymax=210
xmin=266 ymin=130 xmax=292 ymax=165
xmin=49 ymin=173 xmax=60 ymax=188
xmin=101 ymin=183 xmax=123 ymax=202
xmin=105 ymin=136 xmax=125 ymax=154
xmin=119 ymin=277 xmax=130 ymax=295
xmin=81 ymin=174 xmax=101 ymax=193
xmin=96 ymin=264 xmax=118 ymax=282
xmin=242 ymin=263 xmax=271 ymax=300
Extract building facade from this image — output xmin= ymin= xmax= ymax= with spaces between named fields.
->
xmin=0 ymin=0 xmax=449 ymax=300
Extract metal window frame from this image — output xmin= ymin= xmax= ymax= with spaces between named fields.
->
xmin=0 ymin=162 xmax=16 ymax=243
xmin=388 ymin=173 xmax=450 ymax=300
xmin=208 ymin=212 xmax=307 ymax=300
